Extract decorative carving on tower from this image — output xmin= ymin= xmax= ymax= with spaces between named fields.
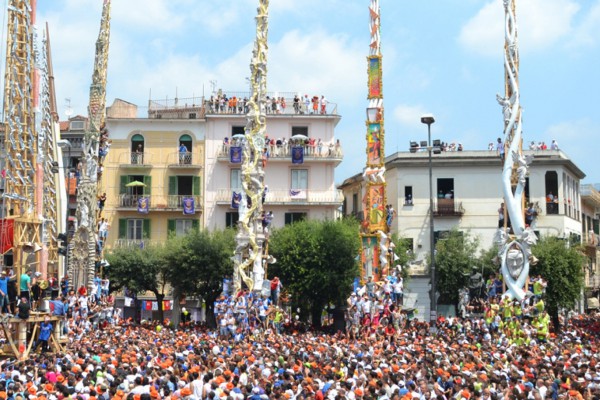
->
xmin=232 ymin=0 xmax=269 ymax=293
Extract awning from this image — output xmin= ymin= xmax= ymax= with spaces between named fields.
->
xmin=588 ymin=297 xmax=599 ymax=309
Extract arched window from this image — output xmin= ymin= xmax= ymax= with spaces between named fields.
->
xmin=179 ymin=134 xmax=193 ymax=153
xmin=131 ymin=134 xmax=145 ymax=164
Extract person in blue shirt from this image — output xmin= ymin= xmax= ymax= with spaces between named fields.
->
xmin=0 ymin=270 xmax=9 ymax=313
xmin=33 ymin=316 xmax=53 ymax=353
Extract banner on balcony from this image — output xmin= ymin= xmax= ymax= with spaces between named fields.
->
xmin=137 ymin=197 xmax=150 ymax=214
xmin=230 ymin=146 xmax=242 ymax=164
xmin=231 ymin=191 xmax=242 ymax=209
xmin=291 ymin=146 xmax=304 ymax=164
xmin=182 ymin=197 xmax=195 ymax=215
xmin=290 ymin=189 xmax=307 ymax=199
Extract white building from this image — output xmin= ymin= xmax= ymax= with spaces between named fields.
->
xmin=203 ymin=94 xmax=344 ymax=230
xmin=340 ymin=148 xmax=586 ymax=319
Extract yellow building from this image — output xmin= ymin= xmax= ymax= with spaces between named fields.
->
xmin=102 ymin=99 xmax=205 ymax=250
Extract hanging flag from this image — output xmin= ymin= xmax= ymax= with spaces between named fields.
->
xmin=182 ymin=197 xmax=195 ymax=215
xmin=0 ymin=219 xmax=14 ymax=254
xmin=290 ymin=189 xmax=306 ymax=199
xmin=144 ymin=301 xmax=152 ymax=311
xmin=151 ymin=301 xmax=159 ymax=311
xmin=291 ymin=146 xmax=304 ymax=164
xmin=231 ymin=191 xmax=242 ymax=209
xmin=163 ymin=300 xmax=172 ymax=311
xmin=124 ymin=297 xmax=134 ymax=307
xmin=230 ymin=146 xmax=242 ymax=163
xmin=137 ymin=197 xmax=150 ymax=214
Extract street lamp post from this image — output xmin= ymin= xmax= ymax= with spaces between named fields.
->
xmin=420 ymin=114 xmax=436 ymax=329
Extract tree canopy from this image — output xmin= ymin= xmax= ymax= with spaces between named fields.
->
xmin=530 ymin=236 xmax=585 ymax=327
xmin=106 ymin=244 xmax=168 ymax=321
xmin=162 ymin=228 xmax=236 ymax=327
xmin=434 ymin=229 xmax=481 ymax=304
xmin=268 ymin=218 xmax=361 ymax=326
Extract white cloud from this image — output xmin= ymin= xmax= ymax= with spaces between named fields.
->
xmin=392 ymin=104 xmax=430 ymax=129
xmin=544 ymin=118 xmax=598 ymax=182
xmin=570 ymin=1 xmax=600 ymax=48
xmin=458 ymin=0 xmax=580 ymax=57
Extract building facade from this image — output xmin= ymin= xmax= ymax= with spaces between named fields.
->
xmin=102 ymin=100 xmax=205 ymax=249
xmin=581 ymin=184 xmax=600 ymax=310
xmin=203 ymin=94 xmax=344 ymax=231
xmin=340 ymin=149 xmax=586 ymax=319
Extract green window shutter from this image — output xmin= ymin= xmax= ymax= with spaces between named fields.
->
xmin=143 ymin=219 xmax=151 ymax=239
xmin=284 ymin=213 xmax=292 ymax=225
xmin=120 ymin=176 xmax=129 ymax=194
xmin=192 ymin=176 xmax=201 ymax=196
xmin=143 ymin=176 xmax=152 ymax=195
xmin=168 ymin=176 xmax=178 ymax=195
xmin=167 ymin=219 xmax=176 ymax=237
xmin=192 ymin=219 xmax=199 ymax=231
xmin=118 ymin=219 xmax=127 ymax=239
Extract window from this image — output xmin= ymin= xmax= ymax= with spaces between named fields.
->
xmin=168 ymin=176 xmax=200 ymax=207
xmin=69 ymin=120 xmax=85 ymax=130
xmin=285 ymin=212 xmax=306 ymax=225
xmin=128 ymin=219 xmax=143 ymax=240
xmin=188 ymin=113 xmax=197 ymax=119
xmin=179 ymin=134 xmax=193 ymax=153
xmin=437 ymin=178 xmax=454 ymax=199
xmin=291 ymin=169 xmax=308 ymax=189
xmin=119 ymin=175 xmax=151 ymax=195
xmin=231 ymin=126 xmax=245 ymax=135
xmin=131 ymin=134 xmax=145 ymax=164
xmin=545 ymin=171 xmax=558 ymax=215
xmin=352 ymin=193 xmax=359 ymax=214
xmin=226 ymin=212 xmax=240 ymax=228
xmin=168 ymin=219 xmax=199 ymax=237
xmin=230 ymin=169 xmax=242 ymax=191
xmin=118 ymin=219 xmax=150 ymax=240
xmin=404 ymin=186 xmax=413 ymax=205
xmin=292 ymin=126 xmax=309 ymax=137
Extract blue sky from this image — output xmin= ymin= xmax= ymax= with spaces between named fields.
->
xmin=29 ymin=0 xmax=600 ymax=184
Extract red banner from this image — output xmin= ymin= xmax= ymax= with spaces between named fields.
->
xmin=0 ymin=219 xmax=14 ymax=254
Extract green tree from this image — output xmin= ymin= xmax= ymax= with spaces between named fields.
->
xmin=106 ymin=244 xmax=168 ymax=322
xmin=530 ymin=236 xmax=584 ymax=330
xmin=163 ymin=228 xmax=235 ymax=328
xmin=268 ymin=218 xmax=361 ymax=327
xmin=434 ymin=229 xmax=480 ymax=305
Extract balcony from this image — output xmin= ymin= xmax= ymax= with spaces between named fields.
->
xmin=217 ymin=144 xmax=343 ymax=163
xmin=433 ymin=199 xmax=464 ymax=217
xmin=113 ymin=238 xmax=158 ymax=249
xmin=215 ymin=188 xmax=343 ymax=205
xmin=118 ymin=152 xmax=155 ymax=168
xmin=117 ymin=194 xmax=202 ymax=211
xmin=166 ymin=152 xmax=203 ymax=169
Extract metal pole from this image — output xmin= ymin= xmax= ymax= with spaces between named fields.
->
xmin=427 ymin=123 xmax=436 ymax=327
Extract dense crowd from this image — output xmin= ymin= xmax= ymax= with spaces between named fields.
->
xmin=2 ymin=271 xmax=600 ymax=400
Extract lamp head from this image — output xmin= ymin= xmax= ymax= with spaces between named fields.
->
xmin=420 ymin=114 xmax=435 ymax=125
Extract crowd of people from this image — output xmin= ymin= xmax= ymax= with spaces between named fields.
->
xmin=3 ymin=267 xmax=600 ymax=399
xmin=206 ymin=94 xmax=330 ymax=116
xmin=222 ymin=136 xmax=342 ymax=159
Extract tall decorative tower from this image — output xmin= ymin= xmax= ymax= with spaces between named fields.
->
xmin=232 ymin=0 xmax=269 ymax=294
xmin=2 ymin=0 xmax=41 ymax=289
xmin=495 ymin=0 xmax=537 ymax=300
xmin=69 ymin=0 xmax=111 ymax=290
xmin=360 ymin=0 xmax=389 ymax=282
